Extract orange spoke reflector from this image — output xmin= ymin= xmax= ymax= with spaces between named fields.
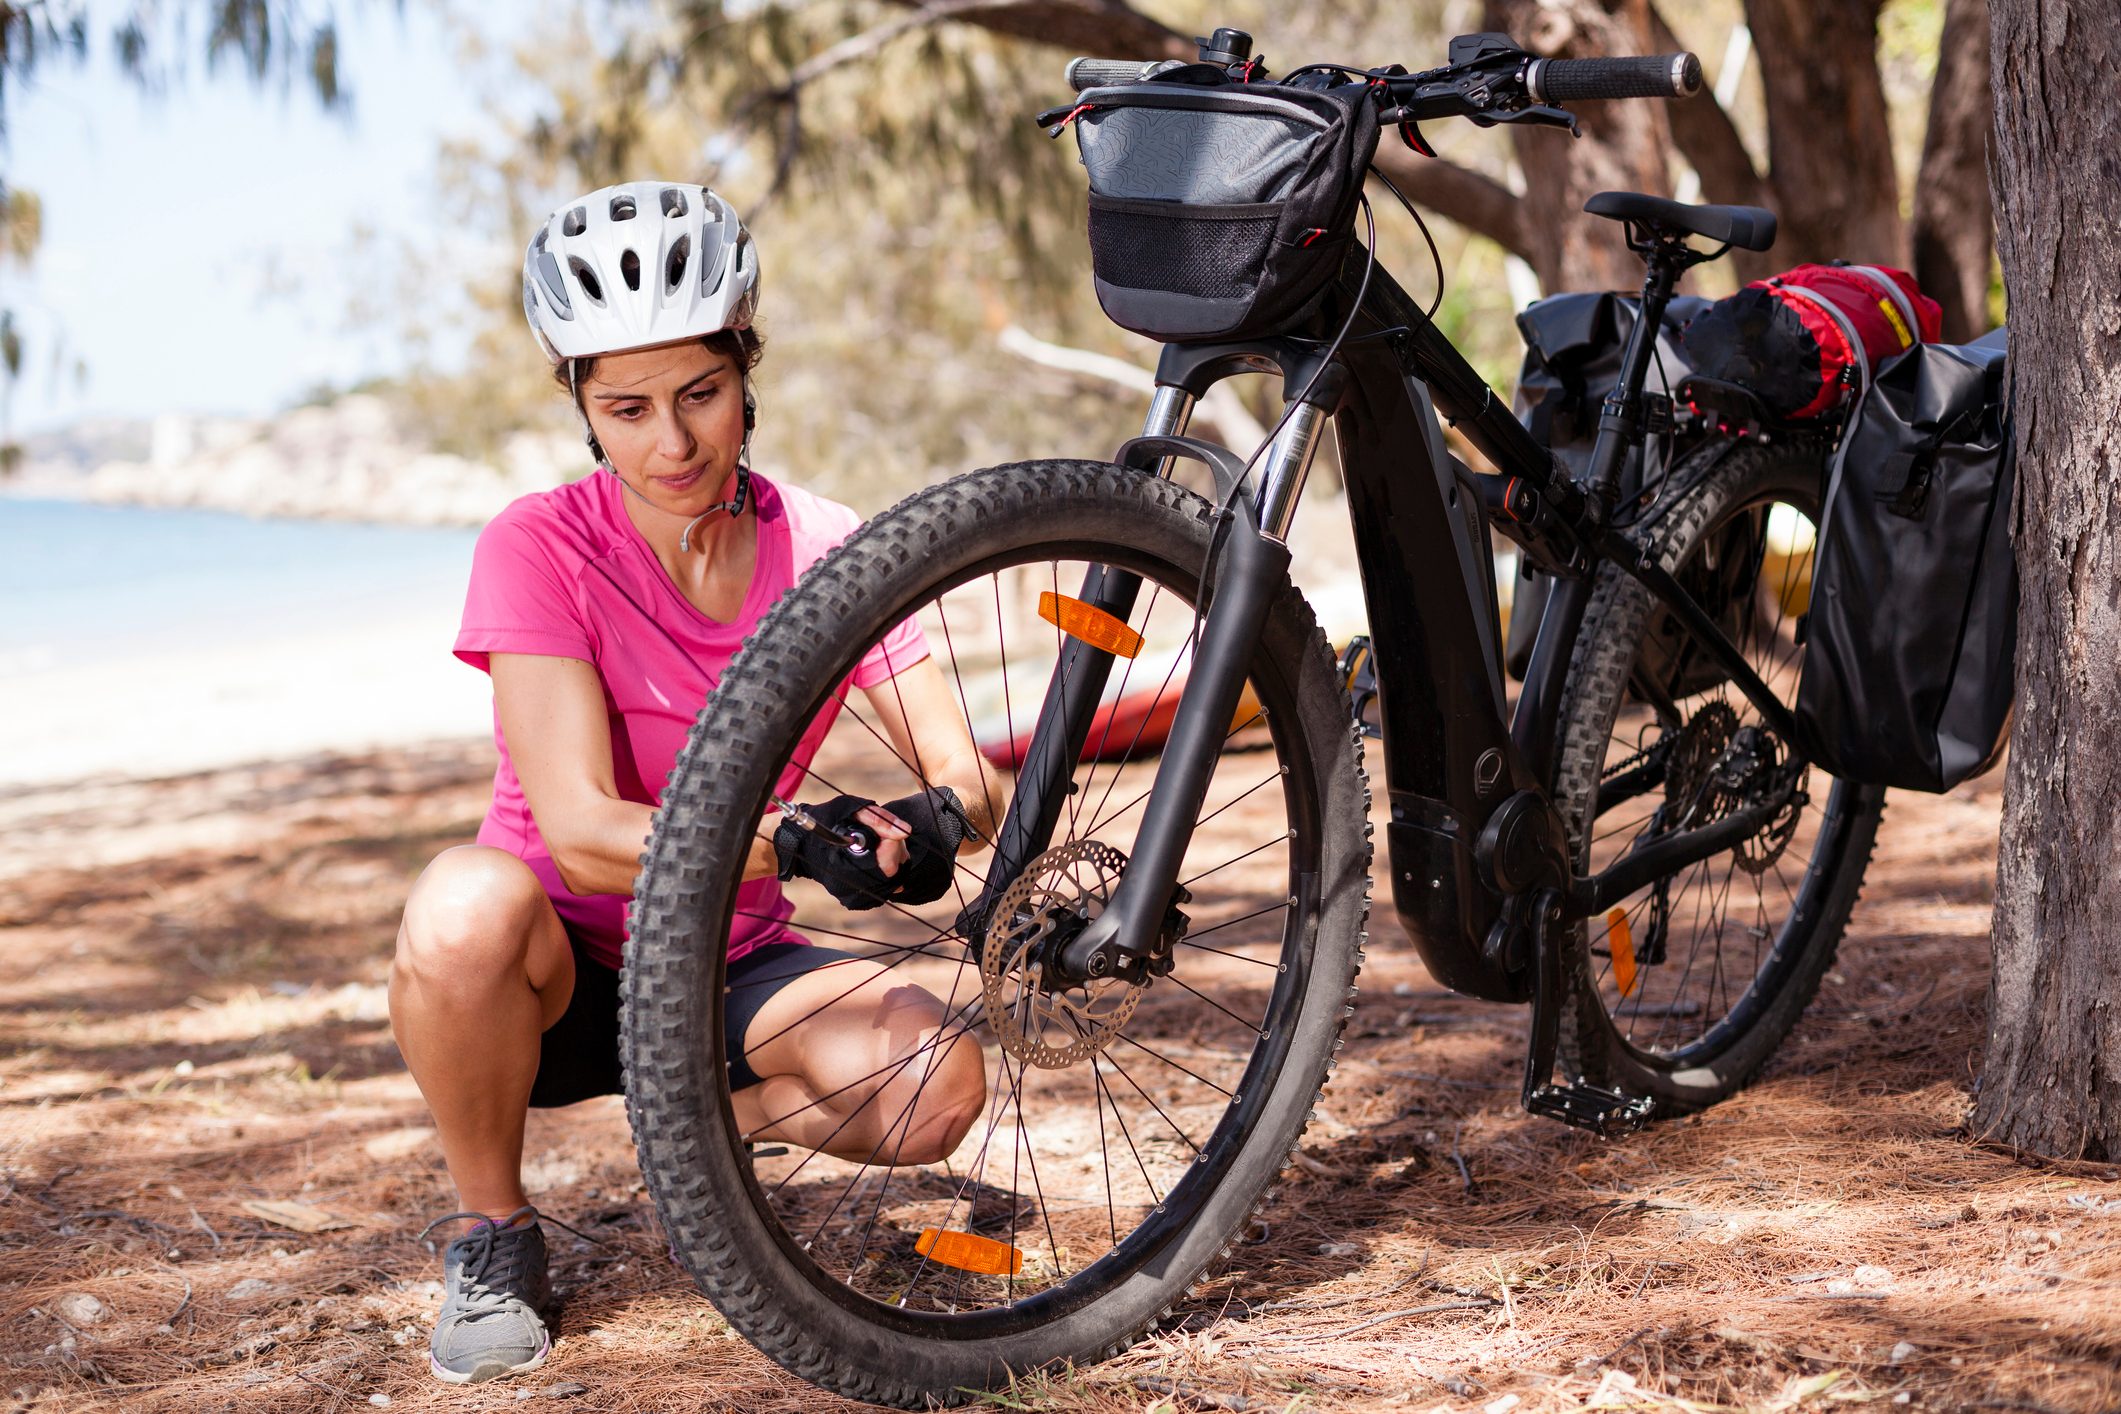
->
xmin=915 ymin=1227 xmax=1023 ymax=1276
xmin=1607 ymin=907 xmax=1639 ymax=998
xmin=1039 ymin=591 xmax=1143 ymax=660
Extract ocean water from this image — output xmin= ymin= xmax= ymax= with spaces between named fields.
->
xmin=0 ymin=498 xmax=481 ymax=674
xmin=0 ymin=499 xmax=495 ymax=784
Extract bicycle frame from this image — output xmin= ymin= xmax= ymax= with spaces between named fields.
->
xmin=968 ymin=240 xmax=1805 ymax=1086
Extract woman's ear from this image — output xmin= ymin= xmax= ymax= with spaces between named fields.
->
xmin=743 ymin=389 xmax=757 ymax=432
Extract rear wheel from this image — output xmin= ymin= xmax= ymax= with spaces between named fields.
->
xmin=623 ymin=461 xmax=1369 ymax=1406
xmin=1550 ymin=440 xmax=1885 ymax=1112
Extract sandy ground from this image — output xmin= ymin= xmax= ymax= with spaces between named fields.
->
xmin=0 ymin=600 xmax=494 ymax=791
xmin=3 ymin=726 xmax=2117 ymax=1414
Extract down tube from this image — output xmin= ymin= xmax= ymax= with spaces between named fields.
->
xmin=1335 ymin=340 xmax=1530 ymax=1003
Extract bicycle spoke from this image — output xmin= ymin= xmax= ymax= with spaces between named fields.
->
xmin=1181 ymin=899 xmax=1289 ymax=948
xmin=1108 ymin=1028 xmax=1235 ymax=1098
xmin=668 ymin=529 xmax=1323 ymax=1324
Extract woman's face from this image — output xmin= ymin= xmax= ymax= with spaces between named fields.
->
xmin=579 ymin=341 xmax=748 ymax=517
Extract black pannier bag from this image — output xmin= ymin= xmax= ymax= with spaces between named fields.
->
xmin=1794 ymin=331 xmax=2017 ymax=792
xmin=1505 ymin=291 xmax=1711 ymax=677
xmin=1066 ymin=68 xmax=1381 ymax=343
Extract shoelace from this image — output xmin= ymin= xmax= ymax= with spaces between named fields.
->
xmin=419 ymin=1207 xmax=541 ymax=1314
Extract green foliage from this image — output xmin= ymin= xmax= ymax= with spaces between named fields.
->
xmin=386 ymin=0 xmax=1537 ymax=506
xmin=2 ymin=1 xmax=355 ymax=134
xmin=0 ymin=179 xmax=37 ymax=263
xmin=0 ymin=1 xmax=361 ymax=410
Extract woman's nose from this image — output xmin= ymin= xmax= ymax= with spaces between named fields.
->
xmin=656 ymin=411 xmax=696 ymax=461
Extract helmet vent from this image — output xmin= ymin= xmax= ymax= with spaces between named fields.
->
xmin=561 ymin=206 xmax=587 ymax=238
xmin=619 ymin=248 xmax=641 ymax=292
xmin=568 ymin=256 xmax=604 ymax=303
xmin=537 ymin=252 xmax=572 ymax=316
xmin=664 ymin=235 xmax=690 ymax=294
xmin=660 ymin=187 xmax=687 ymax=218
xmin=610 ymin=194 xmax=638 ymax=222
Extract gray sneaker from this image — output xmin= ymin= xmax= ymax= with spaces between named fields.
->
xmin=419 ymin=1206 xmax=553 ymax=1384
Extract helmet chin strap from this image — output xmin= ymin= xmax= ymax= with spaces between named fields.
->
xmin=571 ymin=357 xmax=753 ymax=554
xmin=677 ymin=455 xmax=751 ymax=552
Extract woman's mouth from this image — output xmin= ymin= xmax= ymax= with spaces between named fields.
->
xmin=656 ymin=467 xmax=707 ymax=492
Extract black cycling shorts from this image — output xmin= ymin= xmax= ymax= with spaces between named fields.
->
xmin=528 ymin=936 xmax=862 ymax=1109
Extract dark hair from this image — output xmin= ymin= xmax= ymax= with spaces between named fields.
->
xmin=551 ymin=325 xmax=766 ymax=395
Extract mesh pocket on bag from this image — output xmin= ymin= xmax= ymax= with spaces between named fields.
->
xmin=1087 ymin=196 xmax=1278 ymax=299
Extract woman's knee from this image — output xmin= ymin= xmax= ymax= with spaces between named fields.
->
xmin=395 ymin=846 xmax=553 ymax=987
xmin=888 ymin=1008 xmax=988 ymax=1165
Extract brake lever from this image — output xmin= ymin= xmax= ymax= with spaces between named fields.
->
xmin=1471 ymin=102 xmax=1580 ymax=136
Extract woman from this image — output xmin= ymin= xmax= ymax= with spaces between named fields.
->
xmin=390 ymin=181 xmax=992 ymax=1385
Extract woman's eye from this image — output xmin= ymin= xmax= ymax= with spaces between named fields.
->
xmin=686 ymin=388 xmax=719 ymax=404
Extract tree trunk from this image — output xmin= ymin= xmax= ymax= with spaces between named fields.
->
xmin=1746 ymin=0 xmax=1905 ymax=267
xmin=1975 ymin=0 xmax=2121 ymax=1161
xmin=1911 ymin=0 xmax=1995 ymax=343
xmin=1487 ymin=0 xmax=1673 ymax=292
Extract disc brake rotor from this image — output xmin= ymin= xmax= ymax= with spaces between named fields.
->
xmin=980 ymin=840 xmax=1144 ymax=1069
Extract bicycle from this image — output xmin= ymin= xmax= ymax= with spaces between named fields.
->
xmin=621 ymin=26 xmax=1883 ymax=1405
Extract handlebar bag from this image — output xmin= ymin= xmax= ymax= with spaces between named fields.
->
xmin=1793 ymin=333 xmax=2016 ymax=791
xmin=1069 ymin=69 xmax=1380 ymax=342
xmin=1681 ymin=263 xmax=1943 ymax=421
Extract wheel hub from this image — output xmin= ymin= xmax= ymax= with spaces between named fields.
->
xmin=1659 ymin=704 xmax=1804 ymax=876
xmin=980 ymin=841 xmax=1146 ymax=1069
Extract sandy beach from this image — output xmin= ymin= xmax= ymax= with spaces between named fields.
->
xmin=2 ymin=600 xmax=494 ymax=792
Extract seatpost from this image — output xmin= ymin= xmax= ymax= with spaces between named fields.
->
xmin=1578 ymin=250 xmax=1683 ymax=520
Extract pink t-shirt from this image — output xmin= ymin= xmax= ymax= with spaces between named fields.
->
xmin=454 ymin=469 xmax=929 ymax=971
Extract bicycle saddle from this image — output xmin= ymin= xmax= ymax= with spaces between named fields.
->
xmin=1584 ymin=191 xmax=1777 ymax=252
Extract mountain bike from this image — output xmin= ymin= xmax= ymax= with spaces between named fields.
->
xmin=622 ymin=27 xmax=1883 ymax=1405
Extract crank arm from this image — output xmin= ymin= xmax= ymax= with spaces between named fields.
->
xmin=1520 ymin=885 xmax=1655 ymax=1136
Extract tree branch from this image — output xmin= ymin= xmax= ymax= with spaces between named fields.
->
xmin=769 ymin=0 xmax=1018 ymax=100
xmin=876 ymin=0 xmax=1191 ymax=62
xmin=1370 ymin=143 xmax=1530 ymax=264
xmin=1645 ymin=4 xmax=1764 ymax=207
xmin=997 ymin=324 xmax=1267 ymax=447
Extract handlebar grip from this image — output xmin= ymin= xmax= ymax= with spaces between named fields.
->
xmin=1527 ymin=52 xmax=1702 ymax=102
xmin=1064 ymin=57 xmax=1184 ymax=92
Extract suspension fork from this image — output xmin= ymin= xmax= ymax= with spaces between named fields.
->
xmin=960 ymin=388 xmax=1196 ymax=935
xmin=1054 ymin=401 xmax=1324 ymax=980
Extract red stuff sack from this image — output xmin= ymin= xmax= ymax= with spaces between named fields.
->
xmin=1681 ymin=263 xmax=1943 ymax=421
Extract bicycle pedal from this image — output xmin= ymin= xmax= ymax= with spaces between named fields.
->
xmin=1524 ymin=1083 xmax=1655 ymax=1137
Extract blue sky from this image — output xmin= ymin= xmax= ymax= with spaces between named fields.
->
xmin=3 ymin=2 xmax=531 ymax=436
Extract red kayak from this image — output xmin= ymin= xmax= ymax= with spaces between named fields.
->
xmin=976 ymin=676 xmax=1262 ymax=770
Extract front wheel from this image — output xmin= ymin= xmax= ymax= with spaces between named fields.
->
xmin=623 ymin=461 xmax=1370 ymax=1406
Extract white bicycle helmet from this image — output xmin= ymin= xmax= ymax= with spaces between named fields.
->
xmin=521 ymin=180 xmax=759 ymax=363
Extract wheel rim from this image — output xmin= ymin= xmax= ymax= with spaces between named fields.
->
xmin=675 ymin=538 xmax=1324 ymax=1332
xmin=1576 ymin=477 xmax=1853 ymax=1070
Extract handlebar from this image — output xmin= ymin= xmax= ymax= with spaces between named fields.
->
xmin=1526 ymin=53 xmax=1701 ymax=103
xmin=1062 ymin=38 xmax=1702 ymax=132
xmin=1064 ymin=57 xmax=1183 ymax=91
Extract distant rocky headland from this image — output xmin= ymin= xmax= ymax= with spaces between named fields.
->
xmin=6 ymin=397 xmax=585 ymax=526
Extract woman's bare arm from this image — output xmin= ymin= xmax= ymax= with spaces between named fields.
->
xmin=491 ymin=653 xmax=782 ymax=895
xmin=859 ymin=655 xmax=1005 ymax=852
